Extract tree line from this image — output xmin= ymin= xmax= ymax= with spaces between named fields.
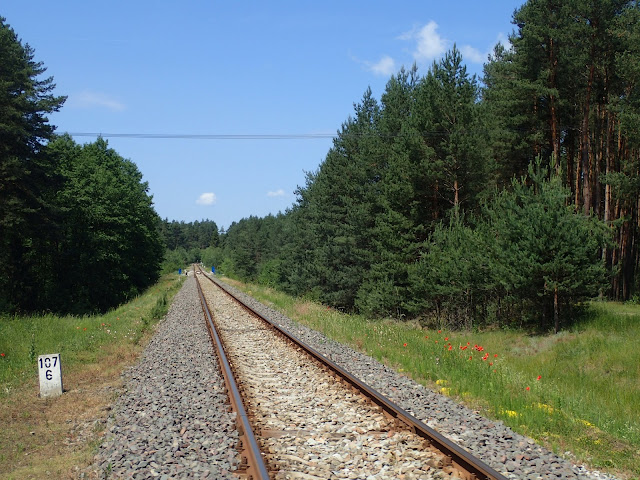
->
xmin=1 ymin=17 xmax=163 ymax=314
xmin=206 ymin=0 xmax=639 ymax=332
xmin=158 ymin=219 xmax=221 ymax=274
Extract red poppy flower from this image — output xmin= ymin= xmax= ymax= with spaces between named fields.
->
xmin=444 ymin=337 xmax=449 ymax=341
xmin=448 ymin=345 xmax=452 ymax=351
xmin=537 ymin=375 xmax=542 ymax=380
xmin=526 ymin=386 xmax=530 ymax=391
xmin=438 ymin=330 xmax=442 ymax=333
xmin=0 ymin=353 xmax=5 ymax=357
xmin=469 ymin=356 xmax=473 ymax=360
xmin=494 ymin=354 xmax=498 ymax=358
xmin=403 ymin=343 xmax=407 ymax=347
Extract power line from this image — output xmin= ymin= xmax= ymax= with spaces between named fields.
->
xmin=66 ymin=132 xmax=338 ymax=140
xmin=65 ymin=125 xmax=581 ymax=141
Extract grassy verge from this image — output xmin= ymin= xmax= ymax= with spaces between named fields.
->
xmin=225 ymin=278 xmax=640 ymax=480
xmin=0 ymin=274 xmax=184 ymax=479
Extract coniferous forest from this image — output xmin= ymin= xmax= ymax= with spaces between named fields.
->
xmin=207 ymin=1 xmax=640 ymax=332
xmin=3 ymin=1 xmax=640 ymax=330
xmin=0 ymin=17 xmax=163 ymax=314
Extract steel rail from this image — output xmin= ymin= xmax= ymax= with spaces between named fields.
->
xmin=201 ymin=269 xmax=509 ymax=480
xmin=194 ymin=270 xmax=270 ymax=480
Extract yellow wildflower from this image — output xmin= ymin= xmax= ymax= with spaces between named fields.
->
xmin=536 ymin=403 xmax=555 ymax=414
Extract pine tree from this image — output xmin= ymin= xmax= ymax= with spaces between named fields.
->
xmin=425 ymin=46 xmax=488 ymax=212
xmin=0 ymin=17 xmax=66 ymax=311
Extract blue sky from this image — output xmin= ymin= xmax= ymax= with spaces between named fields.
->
xmin=3 ymin=1 xmax=523 ymax=229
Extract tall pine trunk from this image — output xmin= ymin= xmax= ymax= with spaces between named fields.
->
xmin=581 ymin=63 xmax=595 ymax=215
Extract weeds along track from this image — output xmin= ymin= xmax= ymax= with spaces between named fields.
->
xmin=195 ymin=268 xmax=507 ymax=480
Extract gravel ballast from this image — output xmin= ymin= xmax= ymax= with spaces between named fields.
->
xmin=218 ymin=277 xmax=622 ymax=480
xmin=90 ymin=276 xmax=239 ymax=479
xmin=89 ymin=275 xmax=622 ymax=479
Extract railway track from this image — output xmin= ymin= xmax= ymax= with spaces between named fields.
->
xmin=194 ymin=266 xmax=509 ymax=480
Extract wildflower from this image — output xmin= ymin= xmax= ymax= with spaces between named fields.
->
xmin=438 ymin=330 xmax=442 ymax=333
xmin=537 ymin=375 xmax=542 ymax=381
xmin=440 ymin=387 xmax=451 ymax=395
xmin=1 ymin=353 xmax=5 ymax=357
xmin=425 ymin=336 xmax=429 ymax=339
xmin=489 ymin=362 xmax=493 ymax=366
xmin=460 ymin=345 xmax=468 ymax=350
xmin=435 ymin=379 xmax=448 ymax=385
xmin=448 ymin=345 xmax=453 ymax=351
xmin=526 ymin=386 xmax=530 ymax=391
xmin=536 ymin=403 xmax=554 ymax=414
xmin=494 ymin=354 xmax=498 ymax=358
xmin=403 ymin=343 xmax=407 ymax=347
xmin=469 ymin=356 xmax=473 ymax=360
xmin=83 ymin=327 xmax=87 ymax=331
xmin=444 ymin=337 xmax=449 ymax=341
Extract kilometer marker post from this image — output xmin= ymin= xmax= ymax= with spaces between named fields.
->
xmin=38 ymin=353 xmax=63 ymax=397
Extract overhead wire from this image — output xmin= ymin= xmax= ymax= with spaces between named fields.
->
xmin=66 ymin=132 xmax=338 ymax=140
xmin=65 ymin=125 xmax=578 ymax=141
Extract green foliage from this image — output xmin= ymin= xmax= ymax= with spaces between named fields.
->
xmin=220 ymin=214 xmax=287 ymax=282
xmin=257 ymin=259 xmax=284 ymax=287
xmin=483 ymin=0 xmax=640 ymax=300
xmin=408 ymin=209 xmax=487 ymax=328
xmin=410 ymin=160 xmax=610 ymax=331
xmin=0 ymin=19 xmax=164 ymax=314
xmin=159 ymin=218 xmax=219 ymax=250
xmin=46 ymin=135 xmax=164 ymax=313
xmin=0 ymin=17 xmax=66 ymax=311
xmin=200 ymin=245 xmax=224 ymax=272
xmin=161 ymin=247 xmax=190 ymax=274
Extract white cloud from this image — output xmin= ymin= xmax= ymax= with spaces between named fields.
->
xmin=410 ymin=21 xmax=448 ymax=62
xmin=369 ymin=55 xmax=396 ymax=76
xmin=495 ymin=32 xmax=512 ymax=52
xmin=461 ymin=33 xmax=513 ymax=65
xmin=70 ymin=90 xmax=126 ymax=111
xmin=196 ymin=192 xmax=217 ymax=205
xmin=267 ymin=189 xmax=285 ymax=197
xmin=460 ymin=45 xmax=485 ymax=64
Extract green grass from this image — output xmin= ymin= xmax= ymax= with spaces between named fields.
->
xmin=228 ymin=279 xmax=640 ymax=480
xmin=0 ymin=274 xmax=185 ymax=479
xmin=0 ymin=274 xmax=183 ymax=398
